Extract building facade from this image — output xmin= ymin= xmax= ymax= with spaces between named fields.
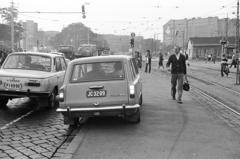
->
xmin=21 ymin=20 xmax=38 ymax=51
xmin=103 ymin=35 xmax=145 ymax=53
xmin=187 ymin=36 xmax=235 ymax=60
xmin=163 ymin=17 xmax=236 ymax=48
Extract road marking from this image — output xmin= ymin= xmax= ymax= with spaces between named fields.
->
xmin=0 ymin=110 xmax=34 ymax=130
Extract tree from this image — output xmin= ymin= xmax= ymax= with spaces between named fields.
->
xmin=49 ymin=23 xmax=109 ymax=51
xmin=0 ymin=7 xmax=18 ymax=24
xmin=0 ymin=5 xmax=24 ymax=48
xmin=0 ymin=24 xmax=10 ymax=41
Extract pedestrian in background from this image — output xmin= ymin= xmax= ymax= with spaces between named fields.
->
xmin=145 ymin=50 xmax=152 ymax=73
xmin=158 ymin=52 xmax=164 ymax=70
xmin=221 ymin=54 xmax=229 ymax=77
xmin=166 ymin=47 xmax=187 ymax=104
xmin=212 ymin=53 xmax=216 ymax=64
xmin=207 ymin=54 xmax=212 ymax=62
xmin=230 ymin=54 xmax=237 ymax=68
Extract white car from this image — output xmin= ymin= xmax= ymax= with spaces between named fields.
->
xmin=0 ymin=52 xmax=67 ymax=108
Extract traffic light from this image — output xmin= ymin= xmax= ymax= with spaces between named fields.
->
xmin=82 ymin=5 xmax=86 ymax=19
xmin=130 ymin=38 xmax=134 ymax=48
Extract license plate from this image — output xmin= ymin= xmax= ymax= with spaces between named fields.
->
xmin=87 ymin=90 xmax=106 ymax=98
xmin=4 ymin=82 xmax=22 ymax=90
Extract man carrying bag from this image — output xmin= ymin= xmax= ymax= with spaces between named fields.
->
xmin=166 ymin=47 xmax=188 ymax=104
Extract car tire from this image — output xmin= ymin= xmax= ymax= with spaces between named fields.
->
xmin=48 ymin=89 xmax=58 ymax=108
xmin=126 ymin=108 xmax=140 ymax=123
xmin=0 ymin=96 xmax=9 ymax=109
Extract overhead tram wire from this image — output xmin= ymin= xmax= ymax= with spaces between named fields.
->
xmin=19 ymin=14 xmax=60 ymax=22
xmin=19 ymin=11 xmax=83 ymax=14
xmin=17 ymin=10 xmax=87 ymax=23
xmin=201 ymin=0 xmax=236 ymax=17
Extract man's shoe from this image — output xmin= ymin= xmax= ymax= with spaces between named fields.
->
xmin=177 ymin=99 xmax=182 ymax=104
xmin=172 ymin=96 xmax=176 ymax=100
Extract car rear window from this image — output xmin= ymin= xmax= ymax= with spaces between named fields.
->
xmin=70 ymin=61 xmax=125 ymax=83
xmin=3 ymin=54 xmax=51 ymax=72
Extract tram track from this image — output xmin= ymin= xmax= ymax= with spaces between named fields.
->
xmin=188 ymin=75 xmax=240 ymax=96
xmin=187 ymin=74 xmax=240 ymax=133
xmin=191 ymin=85 xmax=240 ymax=134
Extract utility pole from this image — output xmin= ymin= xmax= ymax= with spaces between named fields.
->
xmin=182 ymin=30 xmax=185 ymax=52
xmin=87 ymin=28 xmax=90 ymax=45
xmin=172 ymin=20 xmax=176 ymax=46
xmin=10 ymin=0 xmax=14 ymax=52
xmin=236 ymin=0 xmax=240 ymax=85
xmin=225 ymin=14 xmax=228 ymax=41
xmin=224 ymin=14 xmax=229 ymax=57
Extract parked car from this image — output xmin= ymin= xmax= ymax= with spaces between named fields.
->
xmin=50 ymin=52 xmax=71 ymax=64
xmin=0 ymin=52 xmax=67 ymax=108
xmin=56 ymin=55 xmax=143 ymax=125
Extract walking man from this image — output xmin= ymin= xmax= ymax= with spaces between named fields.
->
xmin=158 ymin=52 xmax=164 ymax=70
xmin=145 ymin=50 xmax=152 ymax=73
xmin=221 ymin=54 xmax=229 ymax=77
xmin=166 ymin=47 xmax=187 ymax=104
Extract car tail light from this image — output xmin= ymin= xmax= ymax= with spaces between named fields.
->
xmin=57 ymin=89 xmax=65 ymax=102
xmin=129 ymin=85 xmax=135 ymax=98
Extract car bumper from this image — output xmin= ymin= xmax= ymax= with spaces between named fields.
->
xmin=0 ymin=90 xmax=50 ymax=98
xmin=57 ymin=104 xmax=140 ymax=112
xmin=57 ymin=104 xmax=140 ymax=118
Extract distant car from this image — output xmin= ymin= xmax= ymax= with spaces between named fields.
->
xmin=56 ymin=55 xmax=143 ymax=125
xmin=0 ymin=52 xmax=67 ymax=108
xmin=51 ymin=52 xmax=70 ymax=64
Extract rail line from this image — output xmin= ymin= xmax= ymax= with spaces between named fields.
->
xmin=188 ymin=75 xmax=240 ymax=96
xmin=191 ymin=85 xmax=240 ymax=117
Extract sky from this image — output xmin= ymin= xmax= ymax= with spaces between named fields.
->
xmin=0 ymin=0 xmax=237 ymax=39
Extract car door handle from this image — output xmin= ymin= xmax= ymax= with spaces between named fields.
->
xmin=89 ymin=85 xmax=104 ymax=90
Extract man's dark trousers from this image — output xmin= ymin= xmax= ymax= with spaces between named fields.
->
xmin=171 ymin=73 xmax=184 ymax=100
xmin=145 ymin=61 xmax=151 ymax=73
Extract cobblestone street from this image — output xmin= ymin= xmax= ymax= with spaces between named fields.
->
xmin=0 ymin=106 xmax=72 ymax=159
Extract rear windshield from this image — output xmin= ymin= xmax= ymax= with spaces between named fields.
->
xmin=70 ymin=61 xmax=125 ymax=83
xmin=3 ymin=54 xmax=51 ymax=72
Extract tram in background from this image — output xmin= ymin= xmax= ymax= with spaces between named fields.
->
xmin=75 ymin=44 xmax=98 ymax=58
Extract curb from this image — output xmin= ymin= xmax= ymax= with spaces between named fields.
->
xmin=60 ymin=126 xmax=88 ymax=159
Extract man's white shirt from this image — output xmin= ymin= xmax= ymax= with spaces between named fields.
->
xmin=175 ymin=53 xmax=180 ymax=60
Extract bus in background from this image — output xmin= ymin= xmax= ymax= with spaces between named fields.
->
xmin=57 ymin=45 xmax=75 ymax=60
xmin=75 ymin=44 xmax=98 ymax=58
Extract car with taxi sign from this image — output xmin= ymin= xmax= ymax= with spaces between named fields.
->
xmin=0 ymin=52 xmax=67 ymax=108
xmin=56 ymin=55 xmax=143 ymax=125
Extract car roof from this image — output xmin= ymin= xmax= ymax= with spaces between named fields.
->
xmin=9 ymin=52 xmax=63 ymax=58
xmin=50 ymin=52 xmax=64 ymax=55
xmin=70 ymin=55 xmax=132 ymax=64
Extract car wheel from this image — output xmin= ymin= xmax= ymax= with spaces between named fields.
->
xmin=139 ymin=94 xmax=143 ymax=106
xmin=126 ymin=108 xmax=141 ymax=123
xmin=0 ymin=96 xmax=9 ymax=109
xmin=48 ymin=89 xmax=58 ymax=108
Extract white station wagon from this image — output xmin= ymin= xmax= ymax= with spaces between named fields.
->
xmin=57 ymin=55 xmax=143 ymax=125
xmin=0 ymin=52 xmax=67 ymax=108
